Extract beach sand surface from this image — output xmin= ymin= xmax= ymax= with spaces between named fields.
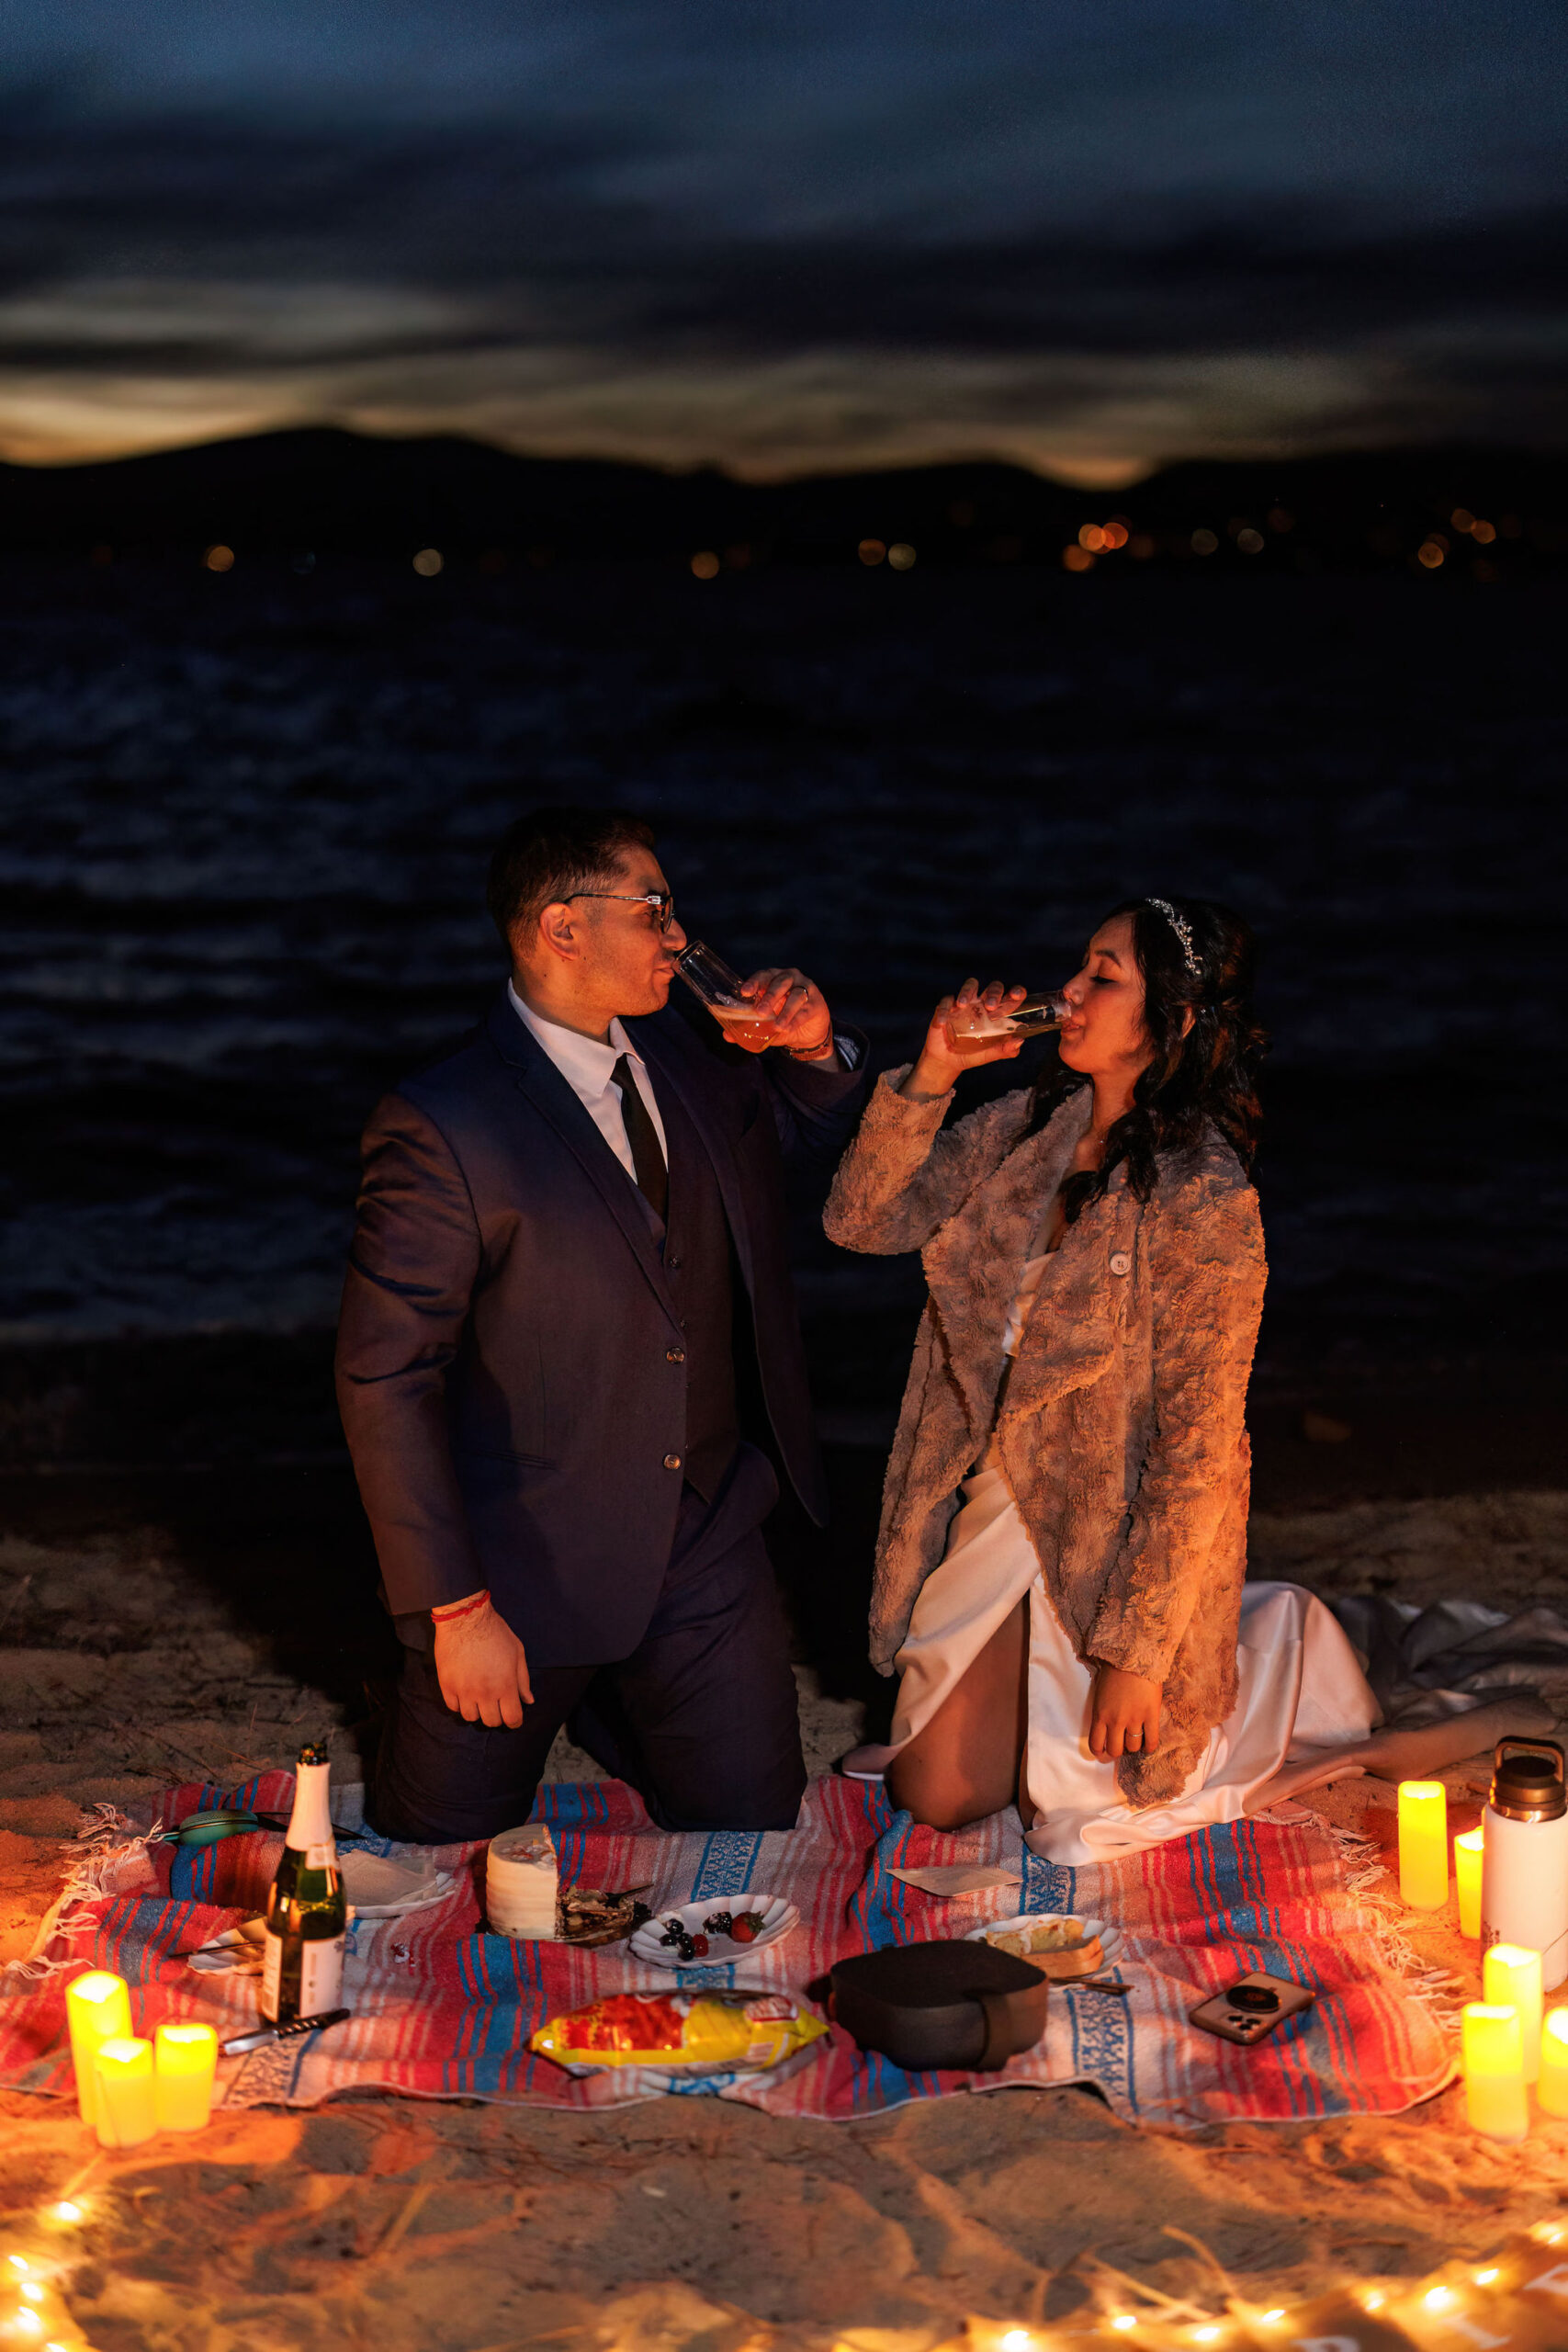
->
xmin=3 ymin=1469 xmax=1567 ymax=2348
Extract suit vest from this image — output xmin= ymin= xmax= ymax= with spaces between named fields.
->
xmin=641 ymin=1075 xmax=740 ymax=1502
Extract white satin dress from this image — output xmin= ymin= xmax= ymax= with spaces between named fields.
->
xmin=851 ymin=1251 xmax=1381 ymax=1866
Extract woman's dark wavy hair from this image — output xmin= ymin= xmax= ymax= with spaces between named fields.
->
xmin=1028 ymin=897 xmax=1266 ymax=1227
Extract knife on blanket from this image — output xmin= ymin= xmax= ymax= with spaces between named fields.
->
xmin=222 ymin=2007 xmax=351 ymax=2055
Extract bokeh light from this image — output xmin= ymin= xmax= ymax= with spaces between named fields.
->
xmin=1417 ymin=539 xmax=1445 ymax=568
xmin=1472 ymin=519 xmax=1496 ymax=543
xmin=1077 ymin=524 xmax=1107 ymax=552
xmin=412 ymin=547 xmax=444 ymax=576
xmin=858 ymin=537 xmax=886 ymax=566
xmin=1236 ymin=526 xmax=1265 ymax=553
xmin=202 ymin=543 xmax=234 ymax=572
xmin=1190 ymin=528 xmax=1218 ymax=555
xmin=689 ymin=549 xmax=719 ymax=578
xmin=1100 ymin=520 xmax=1129 ymax=549
xmin=887 ymin=541 xmax=916 ymax=570
xmin=1062 ymin=543 xmax=1094 ymax=571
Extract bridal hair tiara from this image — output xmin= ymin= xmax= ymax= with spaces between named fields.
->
xmin=1145 ymin=897 xmax=1201 ymax=979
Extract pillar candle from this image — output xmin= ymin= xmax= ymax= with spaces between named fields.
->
xmin=94 ymin=2035 xmax=157 ymax=2149
xmin=1462 ymin=2003 xmax=1529 ymax=2142
xmin=1538 ymin=2009 xmax=1568 ymax=2119
xmin=153 ymin=2021 xmax=218 ymax=2132
xmin=1455 ymin=1827 xmax=1484 ymax=1939
xmin=65 ymin=1970 xmax=131 ymax=2128
xmin=1485 ymin=1942 xmax=1545 ymax=2082
xmin=1398 ymin=1780 xmax=1449 ymax=1909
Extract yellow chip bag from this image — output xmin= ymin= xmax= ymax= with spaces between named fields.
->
xmin=531 ymin=1989 xmax=828 ymax=2075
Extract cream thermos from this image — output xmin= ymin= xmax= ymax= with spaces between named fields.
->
xmin=1481 ymin=1738 xmax=1568 ymax=1987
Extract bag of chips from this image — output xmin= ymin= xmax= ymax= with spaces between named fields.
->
xmin=531 ymin=1989 xmax=828 ymax=2075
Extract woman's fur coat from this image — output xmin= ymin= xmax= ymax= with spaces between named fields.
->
xmin=823 ymin=1070 xmax=1267 ymax=1805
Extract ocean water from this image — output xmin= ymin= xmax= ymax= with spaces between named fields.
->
xmin=2 ymin=554 xmax=1563 ymax=1394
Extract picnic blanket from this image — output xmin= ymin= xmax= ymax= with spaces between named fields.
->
xmin=0 ymin=1769 xmax=1454 ymax=2132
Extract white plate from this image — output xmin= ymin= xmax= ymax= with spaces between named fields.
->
xmin=630 ymin=1895 xmax=799 ymax=1969
xmin=964 ymin=1911 xmax=1122 ymax=1967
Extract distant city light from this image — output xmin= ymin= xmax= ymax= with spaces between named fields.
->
xmin=412 ymin=548 xmax=444 ymax=576
xmin=1236 ymin=526 xmax=1265 ymax=553
xmin=1190 ymin=528 xmax=1218 ymax=555
xmin=1078 ymin=524 xmax=1107 ymax=553
xmin=1062 ymin=544 xmax=1094 ymax=571
xmin=690 ymin=549 xmax=720 ymax=578
xmin=202 ymin=543 xmax=235 ymax=572
xmin=887 ymin=542 xmax=917 ymax=570
xmin=858 ymin=537 xmax=886 ymax=566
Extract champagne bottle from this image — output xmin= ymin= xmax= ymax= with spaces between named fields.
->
xmin=260 ymin=1745 xmax=348 ymax=2026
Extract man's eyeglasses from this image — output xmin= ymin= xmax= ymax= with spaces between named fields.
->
xmin=564 ymin=890 xmax=676 ymax=932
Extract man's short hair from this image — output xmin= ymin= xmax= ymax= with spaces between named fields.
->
xmin=486 ymin=807 xmax=657 ymax=955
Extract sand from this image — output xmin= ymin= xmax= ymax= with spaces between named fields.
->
xmin=5 ymin=1495 xmax=1568 ymax=2349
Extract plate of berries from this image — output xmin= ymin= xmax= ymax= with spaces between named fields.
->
xmin=630 ymin=1896 xmax=799 ymax=1970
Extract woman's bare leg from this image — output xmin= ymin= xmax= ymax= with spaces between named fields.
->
xmin=886 ymin=1597 xmax=1029 ymax=1830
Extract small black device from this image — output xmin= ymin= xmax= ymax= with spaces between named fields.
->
xmin=1188 ymin=1970 xmax=1316 ymax=2046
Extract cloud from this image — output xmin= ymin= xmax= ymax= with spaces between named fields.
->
xmin=0 ymin=12 xmax=1564 ymax=474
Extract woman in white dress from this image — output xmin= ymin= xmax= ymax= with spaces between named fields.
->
xmin=824 ymin=897 xmax=1377 ymax=1865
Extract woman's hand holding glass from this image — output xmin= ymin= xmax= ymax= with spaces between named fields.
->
xmin=900 ymin=978 xmax=1030 ymax=1099
xmin=1089 ymin=1664 xmax=1163 ymax=1761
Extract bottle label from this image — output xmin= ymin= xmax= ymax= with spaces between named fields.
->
xmin=305 ymin=1844 xmax=334 ymax=1869
xmin=260 ymin=1927 xmax=284 ymax=2021
xmin=299 ymin=1934 xmax=345 ymax=2018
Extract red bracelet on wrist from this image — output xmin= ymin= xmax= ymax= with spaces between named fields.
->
xmin=432 ymin=1589 xmax=491 ymax=1624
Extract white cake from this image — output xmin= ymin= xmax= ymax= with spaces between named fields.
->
xmin=485 ymin=1824 xmax=559 ymax=1939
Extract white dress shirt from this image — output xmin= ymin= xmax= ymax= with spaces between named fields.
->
xmin=508 ymin=982 xmax=668 ymax=1185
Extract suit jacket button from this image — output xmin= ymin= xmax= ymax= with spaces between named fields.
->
xmin=1109 ymin=1251 xmax=1132 ymax=1276
xmin=663 ymin=1453 xmax=682 ymax=1471
xmin=667 ymin=1347 xmax=685 ymax=1363
xmin=666 ymin=1255 xmax=682 ymax=1271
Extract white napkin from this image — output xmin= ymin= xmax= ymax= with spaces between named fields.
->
xmin=886 ymin=1863 xmax=1021 ymax=1897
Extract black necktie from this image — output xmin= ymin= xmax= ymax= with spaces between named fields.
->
xmin=611 ymin=1055 xmax=668 ymax=1221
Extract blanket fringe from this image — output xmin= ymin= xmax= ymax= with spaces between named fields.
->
xmin=1319 ymin=1815 xmax=1466 ymax=2027
xmin=0 ymin=1806 xmax=163 ymax=1989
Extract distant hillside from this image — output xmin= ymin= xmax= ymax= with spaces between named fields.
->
xmin=0 ymin=427 xmax=1563 ymax=572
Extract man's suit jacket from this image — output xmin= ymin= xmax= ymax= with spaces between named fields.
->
xmin=335 ymin=987 xmax=868 ymax=1664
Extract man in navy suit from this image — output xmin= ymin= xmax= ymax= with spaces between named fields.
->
xmin=336 ymin=807 xmax=867 ymax=1840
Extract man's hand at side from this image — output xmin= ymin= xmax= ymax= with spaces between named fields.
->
xmin=433 ymin=1597 xmax=535 ymax=1727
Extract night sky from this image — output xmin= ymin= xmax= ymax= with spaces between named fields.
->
xmin=2 ymin=1 xmax=1565 ymax=481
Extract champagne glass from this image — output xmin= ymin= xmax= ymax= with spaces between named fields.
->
xmin=674 ymin=941 xmax=773 ymax=1044
xmin=942 ymin=991 xmax=1070 ymax=1053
